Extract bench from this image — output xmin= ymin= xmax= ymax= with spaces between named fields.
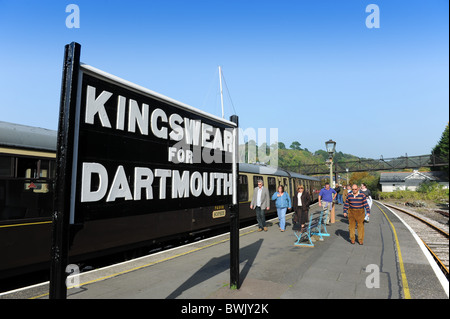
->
xmin=293 ymin=209 xmax=330 ymax=247
xmin=311 ymin=208 xmax=331 ymax=240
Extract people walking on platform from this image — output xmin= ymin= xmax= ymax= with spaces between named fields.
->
xmin=292 ymin=185 xmax=311 ymax=231
xmin=360 ymin=183 xmax=373 ymax=223
xmin=343 ymin=184 xmax=371 ymax=245
xmin=342 ymin=185 xmax=350 ymax=204
xmin=335 ymin=184 xmax=343 ymax=204
xmin=318 ymin=182 xmax=337 ymax=224
xmin=271 ymin=185 xmax=291 ymax=232
xmin=250 ymin=179 xmax=270 ymax=232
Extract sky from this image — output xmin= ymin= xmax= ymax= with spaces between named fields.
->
xmin=0 ymin=0 xmax=448 ymax=159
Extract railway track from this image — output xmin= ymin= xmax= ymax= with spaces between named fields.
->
xmin=380 ymin=202 xmax=449 ymax=279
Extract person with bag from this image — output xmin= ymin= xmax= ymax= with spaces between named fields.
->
xmin=343 ymin=184 xmax=370 ymax=245
xmin=292 ymin=185 xmax=311 ymax=231
xmin=271 ymin=185 xmax=291 ymax=232
xmin=360 ymin=183 xmax=373 ymax=223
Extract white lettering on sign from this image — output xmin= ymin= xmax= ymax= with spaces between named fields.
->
xmin=85 ymin=86 xmax=112 ymax=128
xmin=80 ymin=162 xmax=233 ymax=203
xmin=81 ymin=162 xmax=108 ymax=202
xmin=83 ymin=85 xmax=234 ymax=154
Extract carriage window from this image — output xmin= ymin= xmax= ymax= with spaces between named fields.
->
xmin=253 ymin=176 xmax=263 ymax=189
xmin=283 ymin=178 xmax=288 ymax=192
xmin=0 ymin=156 xmax=13 ymax=177
xmin=238 ymin=175 xmax=248 ymax=202
xmin=16 ymin=158 xmax=51 ymax=193
xmin=16 ymin=157 xmax=39 ymax=179
xmin=267 ymin=177 xmax=276 ymax=195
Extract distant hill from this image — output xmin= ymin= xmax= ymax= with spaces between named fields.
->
xmin=278 ymin=148 xmax=360 ymax=173
xmin=239 ymin=141 xmax=360 ymax=173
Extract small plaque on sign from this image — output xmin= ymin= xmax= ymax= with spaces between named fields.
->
xmin=212 ymin=210 xmax=226 ymax=218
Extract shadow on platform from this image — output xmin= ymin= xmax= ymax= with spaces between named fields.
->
xmin=166 ymin=239 xmax=264 ymax=299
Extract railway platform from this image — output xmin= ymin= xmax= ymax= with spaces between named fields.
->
xmin=2 ymin=201 xmax=448 ymax=300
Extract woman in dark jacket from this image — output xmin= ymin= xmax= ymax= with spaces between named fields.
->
xmin=292 ymin=185 xmax=311 ymax=229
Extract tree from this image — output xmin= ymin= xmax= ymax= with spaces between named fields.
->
xmin=431 ymin=123 xmax=449 ymax=174
xmin=349 ymin=172 xmax=380 ymax=198
xmin=314 ymin=150 xmax=329 ymax=161
xmin=290 ymin=141 xmax=302 ymax=150
xmin=278 ymin=142 xmax=286 ymax=150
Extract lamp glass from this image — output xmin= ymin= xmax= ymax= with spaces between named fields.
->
xmin=325 ymin=139 xmax=336 ymax=155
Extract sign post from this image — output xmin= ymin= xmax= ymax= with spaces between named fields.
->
xmin=49 ymin=42 xmax=238 ymax=298
xmin=50 ymin=42 xmax=81 ymax=299
xmin=229 ymin=115 xmax=239 ymax=289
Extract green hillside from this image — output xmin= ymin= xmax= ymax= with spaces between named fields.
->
xmin=278 ymin=148 xmax=360 ymax=173
xmin=239 ymin=141 xmax=359 ymax=173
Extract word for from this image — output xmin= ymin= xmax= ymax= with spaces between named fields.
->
xmin=167 ymin=143 xmax=231 ymax=164
xmin=180 ymin=303 xmax=269 ymax=316
xmin=366 ymin=4 xmax=380 ymax=29
xmin=81 ymin=163 xmax=233 ymax=203
xmin=65 ymin=4 xmax=80 ymax=28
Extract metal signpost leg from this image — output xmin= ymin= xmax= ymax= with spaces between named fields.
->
xmin=49 ymin=42 xmax=81 ymax=299
xmin=229 ymin=115 xmax=240 ymax=289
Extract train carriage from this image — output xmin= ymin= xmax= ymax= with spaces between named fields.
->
xmin=0 ymin=121 xmax=320 ymax=281
xmin=0 ymin=122 xmax=56 ymax=279
xmin=237 ymin=163 xmax=292 ymax=219
xmin=289 ymin=171 xmax=321 ymax=202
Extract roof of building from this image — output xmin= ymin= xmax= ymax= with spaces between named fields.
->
xmin=380 ymin=171 xmax=449 ymax=185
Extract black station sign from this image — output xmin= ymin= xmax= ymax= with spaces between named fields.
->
xmin=50 ymin=43 xmax=239 ymax=299
xmin=68 ymin=64 xmax=236 ymax=222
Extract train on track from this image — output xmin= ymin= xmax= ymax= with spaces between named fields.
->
xmin=0 ymin=121 xmax=320 ymax=280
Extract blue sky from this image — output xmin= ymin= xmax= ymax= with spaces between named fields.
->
xmin=0 ymin=0 xmax=448 ymax=159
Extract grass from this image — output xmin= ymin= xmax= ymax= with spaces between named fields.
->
xmin=378 ymin=181 xmax=449 ymax=203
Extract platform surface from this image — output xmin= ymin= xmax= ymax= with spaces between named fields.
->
xmin=2 ymin=201 xmax=448 ymax=300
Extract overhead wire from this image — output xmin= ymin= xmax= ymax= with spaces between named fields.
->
xmin=220 ymin=68 xmax=237 ymax=116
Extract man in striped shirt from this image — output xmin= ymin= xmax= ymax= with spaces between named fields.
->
xmin=343 ymin=184 xmax=370 ymax=245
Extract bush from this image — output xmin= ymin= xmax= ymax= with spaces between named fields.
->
xmin=378 ymin=181 xmax=449 ymax=203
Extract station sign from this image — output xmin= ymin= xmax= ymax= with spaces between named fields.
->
xmin=51 ymin=42 xmax=239 ymax=299
xmin=59 ymin=44 xmax=237 ymax=224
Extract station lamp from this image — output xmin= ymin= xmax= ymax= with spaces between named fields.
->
xmin=325 ymin=139 xmax=336 ymax=159
xmin=325 ymin=139 xmax=337 ymax=223
xmin=325 ymin=139 xmax=336 ymax=187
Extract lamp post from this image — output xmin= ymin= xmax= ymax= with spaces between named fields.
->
xmin=325 ymin=139 xmax=336 ymax=223
xmin=325 ymin=139 xmax=336 ymax=186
